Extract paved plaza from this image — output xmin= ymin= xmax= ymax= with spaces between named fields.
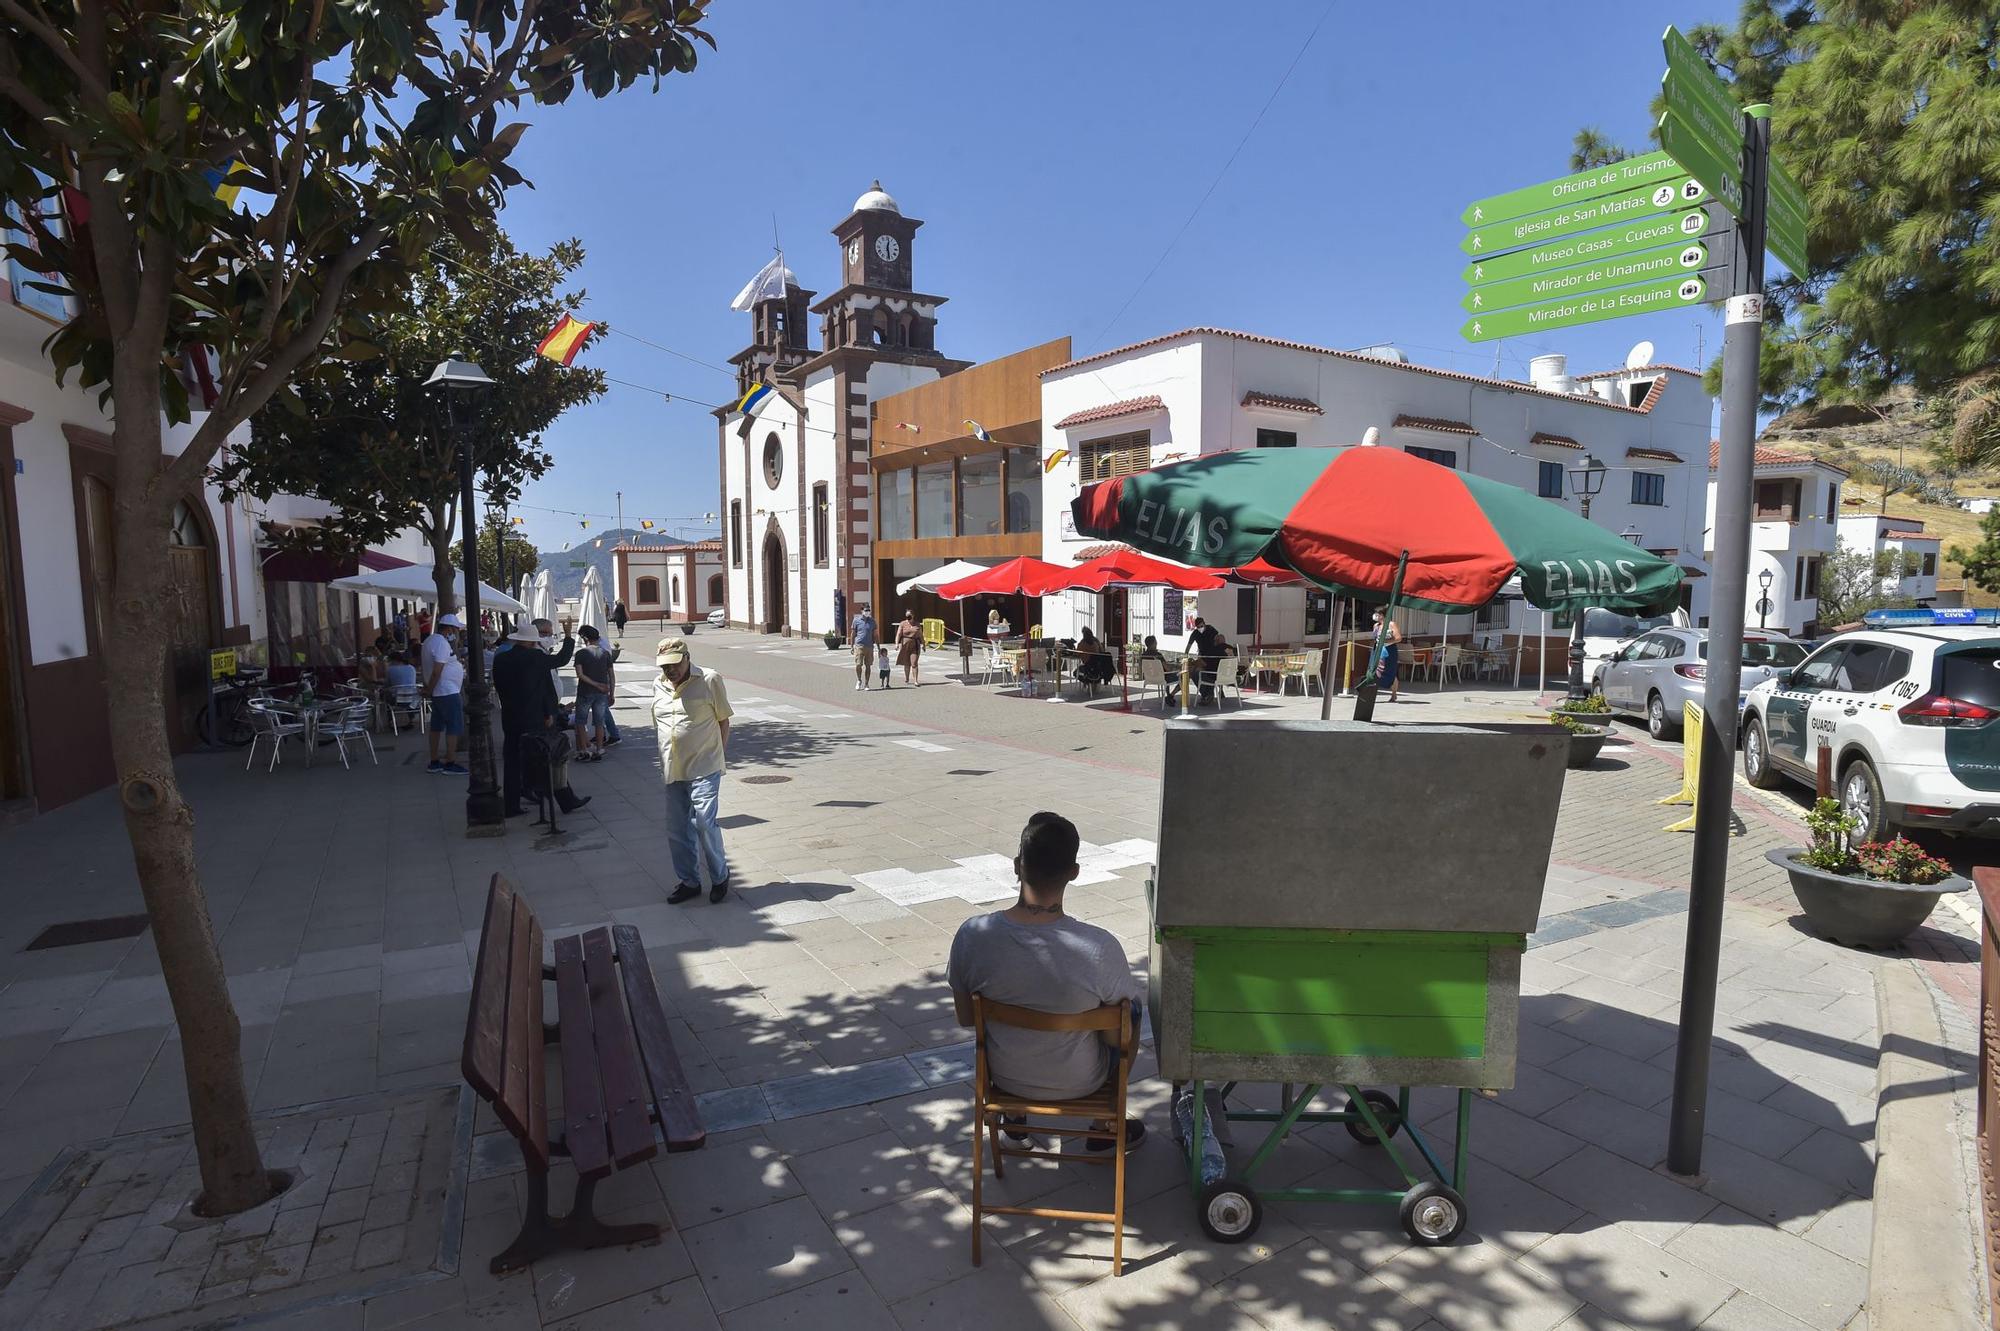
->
xmin=0 ymin=628 xmax=1982 ymax=1330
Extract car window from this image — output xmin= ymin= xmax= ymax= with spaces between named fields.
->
xmin=1834 ymin=641 xmax=1911 ymax=693
xmin=1633 ymin=634 xmax=1670 ymax=661
xmin=1697 ymin=638 xmax=1805 ymax=666
xmin=1585 ymin=608 xmax=1676 ymax=640
xmin=1659 ymin=636 xmax=1686 ymax=660
xmin=1791 ymin=644 xmax=1848 ymax=690
xmin=1937 ymin=648 xmax=2000 ymax=709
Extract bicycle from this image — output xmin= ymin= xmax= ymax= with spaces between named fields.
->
xmin=196 ymin=667 xmax=268 ymax=748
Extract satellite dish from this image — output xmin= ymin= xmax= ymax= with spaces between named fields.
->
xmin=1625 ymin=341 xmax=1655 ymax=370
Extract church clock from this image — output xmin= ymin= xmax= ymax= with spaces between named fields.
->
xmin=874 ymin=234 xmax=900 ymax=263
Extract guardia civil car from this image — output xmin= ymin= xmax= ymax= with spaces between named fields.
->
xmin=1740 ymin=609 xmax=2000 ymax=843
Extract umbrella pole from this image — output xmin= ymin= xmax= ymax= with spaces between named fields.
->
xmin=1353 ymin=553 xmax=1408 ymax=724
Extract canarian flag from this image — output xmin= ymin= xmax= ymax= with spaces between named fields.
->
xmin=536 ymin=314 xmax=595 ymax=367
xmin=735 ymin=383 xmax=773 ymax=414
xmin=511 ymin=516 xmax=524 ymax=525
xmin=964 ymin=419 xmax=992 ymax=443
xmin=894 ymin=422 xmax=921 ymax=434
xmin=580 ymin=519 xmax=590 ymax=529
xmin=202 ymin=161 xmax=248 ymax=206
xmin=1043 ymin=448 xmax=1070 ymax=473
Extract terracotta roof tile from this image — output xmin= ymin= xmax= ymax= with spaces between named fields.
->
xmin=1052 ymin=395 xmax=1165 ymax=431
xmin=1392 ymin=414 xmax=1476 ymax=436
xmin=1626 ymin=447 xmax=1681 ymax=462
xmin=1075 ymin=542 xmax=1135 ymax=561
xmin=1530 ymin=432 xmax=1583 ymax=450
xmin=1708 ymin=441 xmax=1850 ymax=476
xmin=1041 ymin=327 xmax=1662 ymax=414
xmin=1240 ymin=390 xmax=1323 ymax=415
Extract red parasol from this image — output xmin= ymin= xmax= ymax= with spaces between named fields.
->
xmin=935 ymin=555 xmax=1076 ymax=600
xmin=1064 ymin=548 xmax=1226 ymax=592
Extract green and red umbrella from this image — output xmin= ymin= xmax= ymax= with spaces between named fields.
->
xmin=1071 ymin=446 xmax=1683 ymax=615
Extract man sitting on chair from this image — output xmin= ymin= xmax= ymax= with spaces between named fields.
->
xmin=947 ymin=811 xmax=1145 ymax=1149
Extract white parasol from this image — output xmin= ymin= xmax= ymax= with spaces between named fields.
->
xmin=526 ymin=568 xmax=555 ymax=622
xmin=576 ymin=565 xmax=608 ymax=636
xmin=329 ymin=563 xmax=527 ymax=615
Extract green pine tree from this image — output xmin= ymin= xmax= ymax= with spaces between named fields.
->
xmin=1950 ymin=507 xmax=2000 ymax=597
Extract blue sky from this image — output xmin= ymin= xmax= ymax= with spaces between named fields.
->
xmin=496 ymin=0 xmax=1739 ymax=554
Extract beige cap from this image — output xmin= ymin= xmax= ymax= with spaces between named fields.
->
xmin=655 ymin=635 xmax=689 ymax=665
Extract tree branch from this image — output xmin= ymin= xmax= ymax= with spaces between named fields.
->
xmin=253 ymin=0 xmax=327 ymax=347
xmin=0 ymin=0 xmax=110 ymax=106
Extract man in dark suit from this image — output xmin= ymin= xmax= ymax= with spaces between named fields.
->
xmin=1184 ymin=616 xmax=1222 ymax=704
xmin=492 ymin=624 xmax=589 ymax=817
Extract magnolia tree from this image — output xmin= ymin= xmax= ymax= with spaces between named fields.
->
xmin=0 ymin=0 xmax=715 ymax=1214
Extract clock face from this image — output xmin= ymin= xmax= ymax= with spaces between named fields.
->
xmin=847 ymin=239 xmax=860 ymax=267
xmin=874 ymin=234 xmax=900 ymax=263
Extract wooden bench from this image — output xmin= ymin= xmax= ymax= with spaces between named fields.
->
xmin=461 ymin=873 xmax=706 ymax=1274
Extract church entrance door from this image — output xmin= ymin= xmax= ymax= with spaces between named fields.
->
xmin=761 ymin=531 xmax=786 ymax=634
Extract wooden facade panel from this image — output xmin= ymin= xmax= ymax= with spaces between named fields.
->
xmin=875 ymin=536 xmax=1041 ymax=561
xmin=871 ymin=337 xmax=1070 ymax=460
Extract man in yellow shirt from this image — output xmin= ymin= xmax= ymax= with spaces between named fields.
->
xmin=650 ymin=636 xmax=734 ymax=905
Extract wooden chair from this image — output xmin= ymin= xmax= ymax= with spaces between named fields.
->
xmin=969 ymin=996 xmax=1136 ymax=1276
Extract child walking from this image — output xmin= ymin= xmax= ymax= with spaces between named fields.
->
xmin=877 ymin=643 xmax=892 ymax=690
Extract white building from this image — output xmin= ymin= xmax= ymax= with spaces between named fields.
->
xmin=613 ymin=540 xmax=725 ymax=627
xmin=1836 ymin=513 xmax=1940 ymax=605
xmin=1704 ymin=443 xmax=1847 ymax=636
xmin=1035 ymin=329 xmax=1715 ymax=667
xmin=717 ymin=183 xmax=968 ymax=637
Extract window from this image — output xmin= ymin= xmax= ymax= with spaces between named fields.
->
xmin=1793 ymin=644 xmax=1846 ymax=690
xmin=1538 ymin=461 xmax=1564 ymax=498
xmin=762 ymin=433 xmax=783 ymax=489
xmin=1805 ymin=555 xmax=1824 ymax=600
xmin=1826 ymin=483 xmax=1838 ymax=522
xmin=1404 ymin=445 xmax=1457 ymax=468
xmin=1923 ymin=552 xmax=1937 ymax=576
xmin=1255 ymin=428 xmax=1297 ymax=449
xmin=916 ymin=461 xmax=953 ymax=538
xmin=879 ymin=468 xmax=913 ymax=541
xmin=636 ymin=576 xmax=660 ymax=604
xmin=729 ymin=502 xmax=742 ymax=567
xmin=959 ymin=454 xmax=1002 ymax=536
xmin=1794 ymin=556 xmax=1806 ymax=600
xmin=1754 ymin=479 xmax=1800 ymax=520
xmin=1832 ymin=641 xmax=1909 ymax=693
xmin=706 ymin=574 xmax=722 ymax=606
xmin=1630 ymin=471 xmax=1666 ymax=506
xmin=1004 ymin=447 xmax=1041 ymax=533
xmin=1237 ymin=587 xmax=1256 ymax=635
xmin=1305 ymin=590 xmax=1332 ymax=637
xmin=811 ymin=482 xmax=828 ymax=566
xmin=1077 ymin=430 xmax=1152 ymax=482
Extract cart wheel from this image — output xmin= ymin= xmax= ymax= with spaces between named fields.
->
xmin=1344 ymin=1090 xmax=1402 ymax=1144
xmin=1197 ymin=1179 xmax=1263 ymax=1244
xmin=1398 ymin=1182 xmax=1468 ymax=1246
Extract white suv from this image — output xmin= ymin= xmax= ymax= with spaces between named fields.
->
xmin=1741 ymin=623 xmax=2000 ymax=841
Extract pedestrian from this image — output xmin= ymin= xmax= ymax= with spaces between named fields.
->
xmin=849 ymin=603 xmax=877 ymax=691
xmin=1372 ymin=607 xmax=1403 ymax=702
xmin=877 ymin=643 xmax=892 ymax=690
xmin=422 ymin=612 xmax=468 ymax=774
xmin=895 ymin=609 xmax=924 ymax=685
xmin=1184 ymin=616 xmax=1222 ymax=704
xmin=946 ymin=811 xmax=1145 ymax=1150
xmin=612 ymin=599 xmax=628 ymax=639
xmin=651 ymin=636 xmax=734 ymax=905
xmin=573 ymin=624 xmax=615 ymax=761
xmin=492 ymin=624 xmax=591 ymax=818
xmin=987 ymin=607 xmax=1011 ymax=638
xmin=392 ymin=607 xmax=410 ymax=651
xmin=833 ymin=588 xmax=847 ymax=645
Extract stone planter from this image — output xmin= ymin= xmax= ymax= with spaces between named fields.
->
xmin=1557 ymin=725 xmax=1610 ymax=769
xmin=823 ymin=635 xmax=842 ymax=651
xmin=1765 ymin=848 xmax=1972 ymax=947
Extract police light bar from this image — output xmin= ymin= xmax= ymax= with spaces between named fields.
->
xmin=1861 ymin=607 xmax=2000 ymax=627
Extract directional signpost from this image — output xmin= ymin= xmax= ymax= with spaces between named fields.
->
xmin=1448 ymin=24 xmax=1816 ymax=1179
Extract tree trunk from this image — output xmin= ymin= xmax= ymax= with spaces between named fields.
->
xmin=105 ymin=377 xmax=273 ymax=1215
xmin=426 ymin=503 xmax=457 ymax=614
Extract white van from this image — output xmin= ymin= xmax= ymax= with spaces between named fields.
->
xmin=1579 ymin=606 xmax=1690 ymax=681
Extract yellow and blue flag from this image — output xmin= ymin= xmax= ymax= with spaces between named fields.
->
xmin=735 ymin=382 xmax=773 ymax=414
xmin=964 ymin=419 xmax=992 ymax=443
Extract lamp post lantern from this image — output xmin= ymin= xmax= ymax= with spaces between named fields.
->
xmin=1564 ymin=454 xmax=1608 ymax=700
xmin=426 ymin=355 xmax=502 ymax=835
xmin=1757 ymin=567 xmax=1775 ymax=630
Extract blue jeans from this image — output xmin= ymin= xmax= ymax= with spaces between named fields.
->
xmin=666 ymin=771 xmax=728 ymax=888
xmin=574 ymin=691 xmax=610 ymax=735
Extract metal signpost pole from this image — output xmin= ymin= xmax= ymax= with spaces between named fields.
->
xmin=1668 ymin=106 xmax=1769 ymax=1177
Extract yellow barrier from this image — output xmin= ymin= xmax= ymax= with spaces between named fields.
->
xmin=921 ymin=617 xmax=945 ymax=649
xmin=1659 ymin=700 xmax=1701 ymax=809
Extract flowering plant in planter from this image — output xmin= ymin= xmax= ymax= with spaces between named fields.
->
xmin=1853 ymin=838 xmax=1954 ymax=886
xmin=1799 ymin=797 xmax=1860 ymax=872
xmin=1550 ymin=712 xmax=1604 ymax=734
xmin=1552 ymin=694 xmax=1611 ymax=716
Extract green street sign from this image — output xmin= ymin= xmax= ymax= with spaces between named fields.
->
xmin=1660 ymin=110 xmax=1745 ymax=217
xmin=1461 ymin=182 xmax=1706 ymax=257
xmin=1664 ymin=71 xmax=1745 ymax=178
xmin=1461 ymin=203 xmax=1721 ymax=286
xmin=1767 ymin=157 xmax=1807 ymax=227
xmin=1767 ymin=210 xmax=1808 ymax=274
xmin=1662 ymin=26 xmax=1741 ymax=140
xmin=1461 ymin=273 xmax=1710 ymax=343
xmin=1463 ymin=239 xmax=1723 ymax=314
xmin=1459 ymin=150 xmax=1688 ymax=228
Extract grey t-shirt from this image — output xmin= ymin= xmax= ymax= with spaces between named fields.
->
xmin=947 ymin=912 xmax=1139 ymax=1102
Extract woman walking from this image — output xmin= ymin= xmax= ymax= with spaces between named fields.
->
xmin=1372 ymin=608 xmax=1403 ymax=703
xmin=895 ymin=610 xmax=924 ymax=685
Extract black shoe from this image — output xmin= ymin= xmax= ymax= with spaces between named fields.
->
xmin=605 ymin=736 xmax=623 ymax=748
xmin=709 ymin=878 xmax=730 ymax=903
xmin=1085 ymin=1119 xmax=1147 ymax=1153
xmin=555 ymin=791 xmax=591 ymax=814
xmin=668 ymin=883 xmax=701 ymax=905
xmin=999 ymin=1113 xmax=1033 ymax=1144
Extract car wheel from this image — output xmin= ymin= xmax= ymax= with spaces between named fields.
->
xmin=1647 ymin=692 xmax=1679 ymax=740
xmin=1744 ymin=716 xmax=1783 ymax=789
xmin=1590 ymin=676 xmax=1607 ymax=704
xmin=1840 ymin=758 xmax=1890 ymax=844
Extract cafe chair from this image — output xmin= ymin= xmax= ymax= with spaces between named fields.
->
xmin=1138 ymin=657 xmax=1168 ymax=709
xmin=969 ymin=996 xmax=1136 ymax=1277
xmin=319 ymin=701 xmax=379 ymax=769
xmin=1207 ymin=656 xmax=1242 ymax=709
xmin=244 ymin=700 xmax=307 ymax=773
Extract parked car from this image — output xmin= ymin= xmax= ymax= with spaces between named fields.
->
xmin=706 ymin=606 xmax=728 ymax=628
xmin=1594 ymin=628 xmax=1807 ymax=738
xmin=1578 ymin=606 xmax=1689 ymax=683
xmin=1741 ymin=623 xmax=2000 ymax=841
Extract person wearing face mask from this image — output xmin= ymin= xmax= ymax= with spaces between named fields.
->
xmin=651 ymin=636 xmax=734 ymax=905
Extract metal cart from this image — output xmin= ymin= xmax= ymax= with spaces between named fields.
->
xmin=1147 ymin=719 xmax=1565 ymax=1247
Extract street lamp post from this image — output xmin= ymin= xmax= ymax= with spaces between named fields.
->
xmin=426 ymin=355 xmax=501 ymax=835
xmin=1564 ymin=453 xmax=1607 ymax=700
xmin=1757 ymin=567 xmax=1774 ymax=630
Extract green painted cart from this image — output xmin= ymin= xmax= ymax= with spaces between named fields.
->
xmin=1147 ymin=719 xmax=1565 ymax=1247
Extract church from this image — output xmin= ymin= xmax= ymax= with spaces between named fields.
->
xmin=717 ymin=182 xmax=969 ymax=637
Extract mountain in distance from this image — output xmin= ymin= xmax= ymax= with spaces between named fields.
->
xmin=542 ymin=528 xmax=689 ymax=602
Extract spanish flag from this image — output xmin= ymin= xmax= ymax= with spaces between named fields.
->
xmin=1043 ymin=448 xmax=1069 ymax=474
xmin=536 ymin=314 xmax=595 ymax=367
xmin=735 ymin=382 xmax=773 ymax=415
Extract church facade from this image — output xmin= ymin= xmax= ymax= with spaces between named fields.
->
xmin=717 ymin=183 xmax=968 ymax=637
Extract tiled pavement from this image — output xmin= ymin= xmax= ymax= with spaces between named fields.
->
xmin=0 ymin=627 xmax=1979 ymax=1329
